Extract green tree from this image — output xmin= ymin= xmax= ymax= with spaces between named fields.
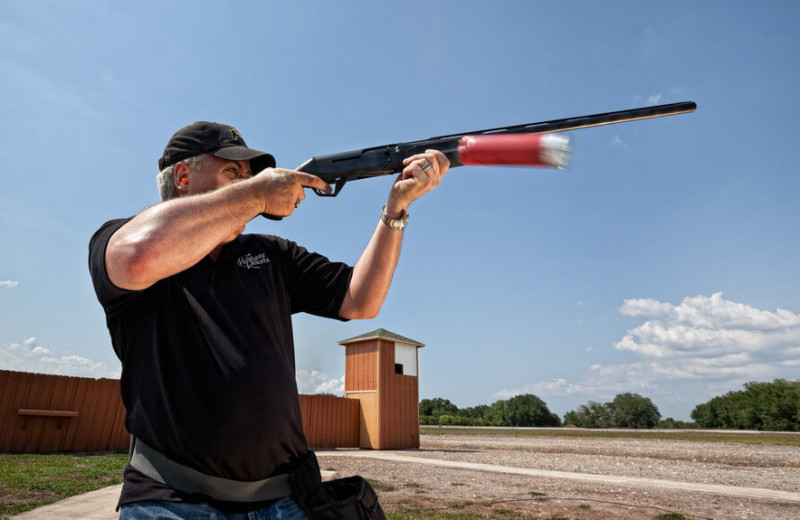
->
xmin=457 ymin=404 xmax=491 ymax=426
xmin=488 ymin=394 xmax=560 ymax=427
xmin=608 ymin=393 xmax=661 ymax=429
xmin=690 ymin=401 xmax=716 ymax=428
xmin=486 ymin=399 xmax=507 ymax=426
xmin=746 ymin=380 xmax=800 ymax=431
xmin=563 ymin=401 xmax=613 ymax=428
xmin=461 ymin=404 xmax=490 ymax=420
xmin=419 ymin=398 xmax=458 ymax=418
xmin=564 ymin=395 xmax=660 ymax=429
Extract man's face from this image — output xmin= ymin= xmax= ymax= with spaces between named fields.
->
xmin=179 ymin=155 xmax=254 ymax=245
xmin=185 ymin=155 xmax=253 ymax=197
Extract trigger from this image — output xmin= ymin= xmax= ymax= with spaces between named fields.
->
xmin=313 ymin=178 xmax=347 ymax=197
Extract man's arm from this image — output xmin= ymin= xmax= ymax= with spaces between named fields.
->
xmin=339 ymin=150 xmax=449 ymax=319
xmin=106 ymin=168 xmax=330 ymax=291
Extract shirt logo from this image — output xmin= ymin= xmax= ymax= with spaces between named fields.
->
xmin=237 ymin=252 xmax=269 ymax=269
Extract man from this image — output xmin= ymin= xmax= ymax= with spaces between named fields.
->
xmin=89 ymin=121 xmax=448 ymax=518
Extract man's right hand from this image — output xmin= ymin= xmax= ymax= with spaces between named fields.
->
xmin=251 ymin=168 xmax=332 ymax=217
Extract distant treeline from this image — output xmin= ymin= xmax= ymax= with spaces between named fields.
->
xmin=419 ymin=394 xmax=561 ymax=427
xmin=420 ymin=379 xmax=800 ymax=431
xmin=691 ymin=379 xmax=800 ymax=431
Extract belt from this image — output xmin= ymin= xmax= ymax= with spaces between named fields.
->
xmin=129 ymin=437 xmax=295 ymax=503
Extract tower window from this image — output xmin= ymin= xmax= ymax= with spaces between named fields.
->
xmin=394 ymin=363 xmax=403 ymax=375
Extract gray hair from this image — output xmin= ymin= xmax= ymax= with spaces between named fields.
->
xmin=156 ymin=154 xmax=208 ymax=201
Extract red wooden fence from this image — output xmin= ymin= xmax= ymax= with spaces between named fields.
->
xmin=0 ymin=370 xmax=359 ymax=453
xmin=299 ymin=394 xmax=360 ymax=448
xmin=0 ymin=370 xmax=128 ymax=453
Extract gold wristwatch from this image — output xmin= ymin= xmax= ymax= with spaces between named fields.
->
xmin=380 ymin=206 xmax=409 ymax=231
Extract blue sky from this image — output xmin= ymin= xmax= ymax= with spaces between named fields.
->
xmin=1 ymin=1 xmax=798 ymax=421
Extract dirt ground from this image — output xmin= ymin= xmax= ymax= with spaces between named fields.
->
xmin=316 ymin=433 xmax=800 ymax=520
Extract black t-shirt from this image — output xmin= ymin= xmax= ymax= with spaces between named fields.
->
xmin=89 ymin=218 xmax=353 ymax=509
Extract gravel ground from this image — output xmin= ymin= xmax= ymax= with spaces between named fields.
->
xmin=415 ymin=434 xmax=800 ymax=491
xmin=317 ymin=433 xmax=800 ymax=520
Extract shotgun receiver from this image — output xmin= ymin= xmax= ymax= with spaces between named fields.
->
xmin=295 ymin=101 xmax=696 ymax=197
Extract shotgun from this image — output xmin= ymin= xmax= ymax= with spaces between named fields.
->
xmin=295 ymin=101 xmax=697 ymax=197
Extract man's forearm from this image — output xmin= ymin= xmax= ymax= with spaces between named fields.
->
xmin=106 ymin=181 xmax=263 ymax=290
xmin=339 ymin=150 xmax=449 ymax=319
xmin=339 ymin=219 xmax=403 ymax=320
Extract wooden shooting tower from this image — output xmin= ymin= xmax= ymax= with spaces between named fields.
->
xmin=339 ymin=329 xmax=424 ymax=449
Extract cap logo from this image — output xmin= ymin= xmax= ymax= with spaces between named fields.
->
xmin=230 ymin=128 xmax=243 ymax=142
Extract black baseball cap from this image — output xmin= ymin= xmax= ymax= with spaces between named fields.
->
xmin=158 ymin=121 xmax=276 ymax=173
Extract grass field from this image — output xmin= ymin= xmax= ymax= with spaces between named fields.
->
xmin=0 ymin=452 xmax=128 ymax=517
xmin=1 ymin=427 xmax=795 ymax=517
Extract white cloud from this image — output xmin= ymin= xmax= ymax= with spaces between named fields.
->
xmin=496 ymin=377 xmax=592 ymax=399
xmin=0 ymin=337 xmax=120 ymax=378
xmin=0 ymin=280 xmax=19 ymax=288
xmin=620 ymin=297 xmax=673 ymax=319
xmin=616 ymin=293 xmax=800 ymax=361
xmin=647 ymin=94 xmax=663 ymax=105
xmin=296 ymin=369 xmax=344 ymax=396
xmin=614 ymin=293 xmax=800 ymax=381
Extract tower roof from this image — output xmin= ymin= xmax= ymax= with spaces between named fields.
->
xmin=338 ymin=328 xmax=424 ymax=348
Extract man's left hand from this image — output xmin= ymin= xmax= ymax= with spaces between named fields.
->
xmin=385 ymin=149 xmax=449 ymax=218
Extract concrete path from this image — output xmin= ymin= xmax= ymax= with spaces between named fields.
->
xmin=319 ymin=450 xmax=800 ymax=504
xmin=11 ymin=484 xmax=123 ymax=519
xmin=10 ymin=453 xmax=798 ymax=518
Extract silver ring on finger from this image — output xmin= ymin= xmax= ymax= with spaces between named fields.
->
xmin=421 ymin=161 xmax=433 ymax=172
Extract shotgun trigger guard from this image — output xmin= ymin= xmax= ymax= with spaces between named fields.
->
xmin=313 ymin=177 xmax=347 ymax=197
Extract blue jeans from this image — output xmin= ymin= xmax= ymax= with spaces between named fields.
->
xmin=119 ymin=497 xmax=309 ymax=519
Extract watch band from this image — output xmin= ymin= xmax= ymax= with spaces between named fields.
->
xmin=380 ymin=206 xmax=409 ymax=231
